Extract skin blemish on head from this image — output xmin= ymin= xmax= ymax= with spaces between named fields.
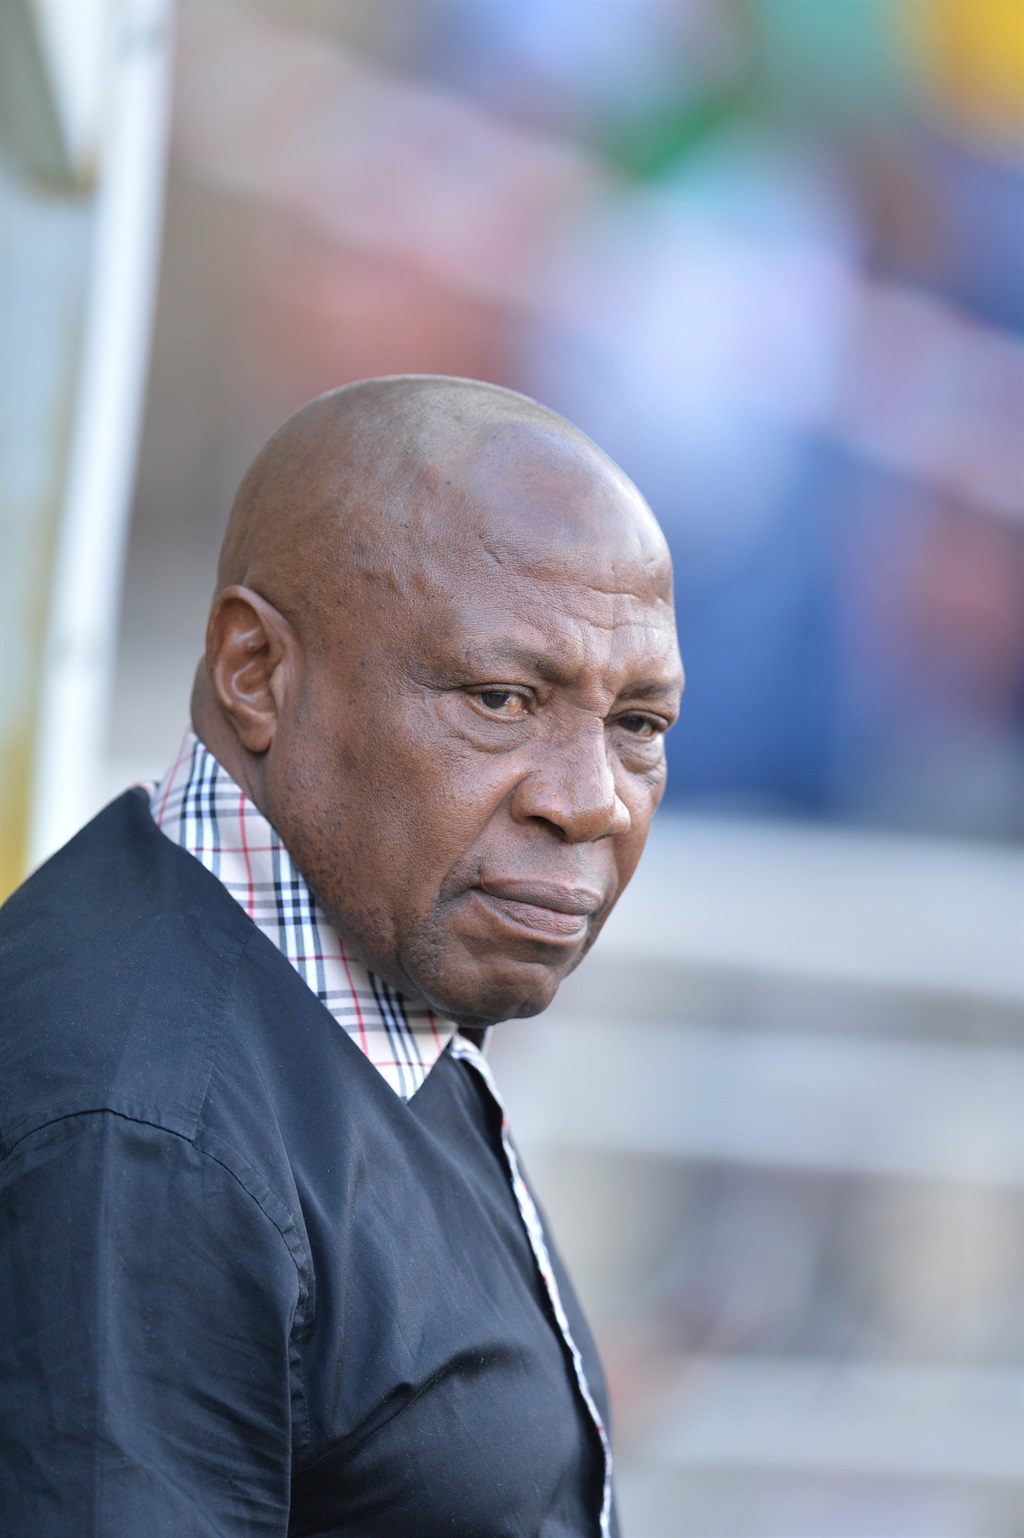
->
xmin=476 ymin=537 xmax=508 ymax=571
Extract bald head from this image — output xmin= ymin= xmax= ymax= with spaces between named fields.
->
xmin=193 ymin=375 xmax=682 ymax=1026
xmin=214 ymin=375 xmax=668 ymax=643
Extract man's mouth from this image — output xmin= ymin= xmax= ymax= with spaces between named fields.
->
xmin=471 ymin=879 xmax=604 ymax=942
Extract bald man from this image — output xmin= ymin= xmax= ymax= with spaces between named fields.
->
xmin=1 ymin=378 xmax=683 ymax=1538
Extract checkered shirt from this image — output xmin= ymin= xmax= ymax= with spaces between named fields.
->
xmin=149 ymin=730 xmax=457 ymax=1099
xmin=148 ymin=729 xmax=613 ymax=1534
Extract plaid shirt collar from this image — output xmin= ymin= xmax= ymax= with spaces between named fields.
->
xmin=149 ymin=730 xmax=458 ymax=1100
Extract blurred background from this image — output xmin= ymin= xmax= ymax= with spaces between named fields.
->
xmin=2 ymin=1 xmax=1022 ymax=1533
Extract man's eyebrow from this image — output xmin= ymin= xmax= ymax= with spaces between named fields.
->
xmin=462 ymin=643 xmax=683 ymax=698
xmin=463 ymin=644 xmax=570 ymax=682
xmin=627 ymin=679 xmax=685 ymax=702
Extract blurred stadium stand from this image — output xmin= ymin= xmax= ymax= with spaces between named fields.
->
xmin=490 ymin=816 xmax=1023 ymax=1533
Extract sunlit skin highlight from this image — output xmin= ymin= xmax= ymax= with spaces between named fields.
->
xmin=192 ymin=377 xmax=684 ymax=1027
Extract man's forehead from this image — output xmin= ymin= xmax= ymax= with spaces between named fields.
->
xmin=393 ymin=452 xmax=671 ymax=596
xmin=416 ymin=577 xmax=682 ymax=695
xmin=218 ymin=378 xmax=670 ymax=622
xmin=352 ymin=452 xmax=679 ymax=681
xmin=425 ymin=428 xmax=661 ymax=554
xmin=411 ymin=504 xmax=675 ymax=616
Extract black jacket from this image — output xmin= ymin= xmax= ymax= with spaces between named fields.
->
xmin=0 ymin=790 xmax=614 ymax=1537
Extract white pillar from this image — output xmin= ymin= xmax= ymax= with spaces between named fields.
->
xmin=30 ymin=0 xmax=175 ymax=866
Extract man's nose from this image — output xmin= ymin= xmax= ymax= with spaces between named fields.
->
xmin=511 ymin=721 xmax=632 ymax=843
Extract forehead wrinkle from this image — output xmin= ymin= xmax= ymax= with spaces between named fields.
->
xmin=435 ymin=470 xmax=665 ymax=625
xmin=416 ymin=529 xmax=673 ymax=611
xmin=465 ymin=517 xmax=670 ymax=592
xmin=458 ymin=604 xmax=679 ymax=689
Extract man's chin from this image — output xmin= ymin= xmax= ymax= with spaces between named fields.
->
xmin=413 ymin=955 xmax=569 ymax=1030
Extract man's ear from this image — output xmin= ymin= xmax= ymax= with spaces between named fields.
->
xmin=205 ymin=586 xmax=297 ymax=754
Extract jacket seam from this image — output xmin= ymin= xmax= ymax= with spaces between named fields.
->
xmin=0 ymin=1104 xmax=313 ymax=1460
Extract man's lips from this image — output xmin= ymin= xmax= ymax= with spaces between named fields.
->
xmin=471 ymin=880 xmax=604 ymax=942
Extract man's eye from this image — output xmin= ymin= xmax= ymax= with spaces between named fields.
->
xmin=618 ymin=714 xmax=659 ymax=739
xmin=473 ymin=689 xmax=527 ymax=717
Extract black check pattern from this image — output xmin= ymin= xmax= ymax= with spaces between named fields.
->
xmin=150 ymin=731 xmax=456 ymax=1098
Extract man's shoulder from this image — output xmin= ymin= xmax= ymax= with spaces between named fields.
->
xmin=0 ymin=790 xmax=257 ymax=1156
